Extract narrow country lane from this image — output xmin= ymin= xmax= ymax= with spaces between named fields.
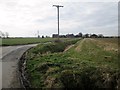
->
xmin=0 ymin=44 xmax=37 ymax=89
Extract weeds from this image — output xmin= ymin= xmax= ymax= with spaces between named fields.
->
xmin=25 ymin=38 xmax=119 ymax=89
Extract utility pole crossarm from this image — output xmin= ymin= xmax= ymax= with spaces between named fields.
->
xmin=53 ymin=5 xmax=63 ymax=7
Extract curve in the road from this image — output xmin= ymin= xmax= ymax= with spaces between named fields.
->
xmin=1 ymin=44 xmax=37 ymax=89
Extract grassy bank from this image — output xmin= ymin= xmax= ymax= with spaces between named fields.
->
xmin=25 ymin=38 xmax=119 ymax=89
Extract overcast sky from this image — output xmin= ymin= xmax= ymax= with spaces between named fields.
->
xmin=0 ymin=0 xmax=118 ymax=37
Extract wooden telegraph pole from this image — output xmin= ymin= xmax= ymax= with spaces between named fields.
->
xmin=53 ymin=5 xmax=63 ymax=40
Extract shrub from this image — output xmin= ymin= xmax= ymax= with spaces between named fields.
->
xmin=60 ymin=67 xmax=120 ymax=89
xmin=60 ymin=70 xmax=83 ymax=88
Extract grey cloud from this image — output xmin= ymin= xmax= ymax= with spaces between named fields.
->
xmin=59 ymin=2 xmax=118 ymax=36
xmin=0 ymin=1 xmax=118 ymax=37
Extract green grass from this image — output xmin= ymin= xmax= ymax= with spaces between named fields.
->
xmin=25 ymin=38 xmax=120 ymax=89
xmin=1 ymin=38 xmax=55 ymax=46
xmin=1 ymin=38 xmax=73 ymax=46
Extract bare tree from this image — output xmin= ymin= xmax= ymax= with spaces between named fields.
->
xmin=37 ymin=30 xmax=40 ymax=38
xmin=0 ymin=31 xmax=5 ymax=38
xmin=5 ymin=32 xmax=9 ymax=38
xmin=0 ymin=31 xmax=9 ymax=38
xmin=0 ymin=31 xmax=2 ymax=38
xmin=2 ymin=33 xmax=5 ymax=38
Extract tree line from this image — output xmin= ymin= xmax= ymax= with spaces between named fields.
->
xmin=52 ymin=33 xmax=104 ymax=38
xmin=0 ymin=31 xmax=9 ymax=38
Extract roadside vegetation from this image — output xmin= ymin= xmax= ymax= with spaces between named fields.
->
xmin=24 ymin=38 xmax=119 ymax=89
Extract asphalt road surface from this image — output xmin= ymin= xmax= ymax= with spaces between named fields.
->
xmin=0 ymin=44 xmax=37 ymax=89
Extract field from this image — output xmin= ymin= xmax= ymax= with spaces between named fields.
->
xmin=1 ymin=38 xmax=56 ymax=46
xmin=22 ymin=38 xmax=120 ymax=89
xmin=1 ymin=38 xmax=76 ymax=46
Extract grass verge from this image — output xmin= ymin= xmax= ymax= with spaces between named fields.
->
xmin=25 ymin=38 xmax=120 ymax=89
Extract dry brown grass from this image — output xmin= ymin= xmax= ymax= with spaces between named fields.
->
xmin=64 ymin=45 xmax=74 ymax=52
xmin=90 ymin=38 xmax=118 ymax=52
xmin=75 ymin=39 xmax=86 ymax=52
xmin=44 ymin=76 xmax=56 ymax=88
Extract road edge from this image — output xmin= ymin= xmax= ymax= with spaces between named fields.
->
xmin=18 ymin=47 xmax=33 ymax=89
